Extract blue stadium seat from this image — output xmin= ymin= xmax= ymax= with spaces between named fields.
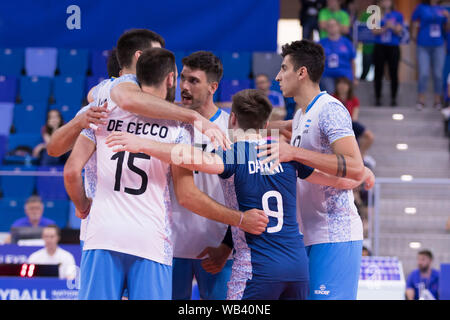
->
xmin=0 ymin=75 xmax=18 ymax=103
xmin=0 ymin=102 xmax=14 ymax=136
xmin=0 ymin=165 xmax=36 ymax=199
xmin=13 ymin=103 xmax=47 ymax=134
xmin=36 ymin=165 xmax=68 ymax=201
xmin=0 ymin=135 xmax=7 ymax=164
xmin=220 ymin=51 xmax=252 ymax=80
xmin=173 ymin=51 xmax=186 ymax=75
xmin=68 ymin=201 xmax=81 ymax=229
xmin=51 ymin=103 xmax=81 ymax=123
xmin=252 ymin=52 xmax=283 ymax=81
xmin=57 ymin=48 xmax=89 ymax=76
xmin=0 ymin=198 xmax=26 ymax=232
xmin=0 ymin=48 xmax=24 ymax=76
xmin=91 ymin=49 xmax=110 ymax=77
xmin=42 ymin=199 xmax=69 ymax=228
xmin=25 ymin=47 xmax=58 ymax=77
xmin=7 ymin=133 xmax=42 ymax=152
xmin=219 ymin=79 xmax=253 ymax=102
xmin=53 ymin=76 xmax=85 ymax=105
xmin=87 ymin=75 xmax=107 ymax=95
xmin=19 ymin=76 xmax=52 ymax=103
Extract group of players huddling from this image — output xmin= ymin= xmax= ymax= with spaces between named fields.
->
xmin=49 ymin=29 xmax=375 ymax=300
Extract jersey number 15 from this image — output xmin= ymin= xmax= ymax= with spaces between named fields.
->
xmin=111 ymin=151 xmax=151 ymax=195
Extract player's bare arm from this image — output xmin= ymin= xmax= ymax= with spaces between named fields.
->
xmin=171 ymin=165 xmax=268 ymax=235
xmin=63 ymin=134 xmax=96 ymax=219
xmin=105 ymin=131 xmax=225 ymax=174
xmin=306 ymin=166 xmax=375 ymax=191
xmin=47 ymin=102 xmax=108 ymax=157
xmin=111 ymin=82 xmax=231 ymax=150
xmin=256 ymin=135 xmax=365 ymax=181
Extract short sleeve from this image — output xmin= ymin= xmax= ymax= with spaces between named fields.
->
xmin=319 ymin=102 xmax=355 ymax=144
xmin=340 ymin=11 xmax=350 ymax=26
xmin=411 ymin=5 xmax=421 ymax=22
xmin=81 ymin=128 xmax=96 ymax=145
xmin=292 ymin=161 xmax=315 ymax=180
xmin=217 ymin=144 xmax=238 ymax=179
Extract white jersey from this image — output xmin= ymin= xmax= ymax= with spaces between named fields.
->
xmin=291 ymin=92 xmax=363 ymax=246
xmin=27 ymin=247 xmax=77 ymax=280
xmin=170 ymin=108 xmax=232 ymax=259
xmin=83 ymin=74 xmax=192 ymax=265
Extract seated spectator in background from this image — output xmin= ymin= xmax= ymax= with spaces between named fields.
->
xmin=371 ymin=0 xmax=404 ymax=107
xmin=333 ymin=77 xmax=374 ymax=161
xmin=362 ymin=246 xmax=371 ymax=256
xmin=3 ymin=196 xmax=56 ymax=244
xmin=33 ymin=109 xmax=67 ymax=166
xmin=254 ymin=73 xmax=287 ymax=121
xmin=406 ymin=250 xmax=440 ymax=300
xmin=28 ymin=225 xmax=77 ymax=280
xmin=318 ymin=0 xmax=350 ymax=39
xmin=299 ymin=0 xmax=327 ymax=41
xmin=320 ymin=19 xmax=357 ymax=94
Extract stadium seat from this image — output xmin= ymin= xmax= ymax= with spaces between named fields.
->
xmin=173 ymin=51 xmax=186 ymax=75
xmin=0 ymin=198 xmax=26 ymax=232
xmin=0 ymin=135 xmax=7 ymax=164
xmin=25 ymin=47 xmax=58 ymax=77
xmin=36 ymin=165 xmax=68 ymax=200
xmin=0 ymin=75 xmax=18 ymax=103
xmin=220 ymin=51 xmax=252 ymax=80
xmin=19 ymin=76 xmax=52 ymax=103
xmin=87 ymin=75 xmax=107 ymax=95
xmin=57 ymin=48 xmax=89 ymax=76
xmin=91 ymin=49 xmax=110 ymax=77
xmin=42 ymin=199 xmax=70 ymax=228
xmin=175 ymin=77 xmax=181 ymax=103
xmin=67 ymin=201 xmax=81 ymax=229
xmin=252 ymin=52 xmax=283 ymax=81
xmin=7 ymin=133 xmax=42 ymax=152
xmin=13 ymin=102 xmax=47 ymax=134
xmin=0 ymin=165 xmax=36 ymax=199
xmin=53 ymin=75 xmax=85 ymax=105
xmin=51 ymin=103 xmax=82 ymax=123
xmin=0 ymin=48 xmax=24 ymax=76
xmin=0 ymin=102 xmax=14 ymax=136
xmin=219 ymin=79 xmax=253 ymax=103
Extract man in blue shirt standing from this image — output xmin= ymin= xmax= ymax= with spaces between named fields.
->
xmin=406 ymin=249 xmax=440 ymax=300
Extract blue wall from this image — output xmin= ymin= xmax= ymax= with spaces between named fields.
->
xmin=0 ymin=0 xmax=278 ymax=51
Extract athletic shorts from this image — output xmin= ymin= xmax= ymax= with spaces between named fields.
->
xmin=172 ymin=257 xmax=232 ymax=300
xmin=306 ymin=241 xmax=363 ymax=300
xmin=79 ymin=249 xmax=172 ymax=300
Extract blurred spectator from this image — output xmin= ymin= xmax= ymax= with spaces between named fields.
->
xmin=320 ymin=19 xmax=357 ymax=94
xmin=3 ymin=195 xmax=56 ymax=244
xmin=406 ymin=249 xmax=440 ymax=300
xmin=27 ymin=225 xmax=76 ymax=280
xmin=362 ymin=246 xmax=371 ymax=256
xmin=411 ymin=0 xmax=450 ymax=110
xmin=372 ymin=0 xmax=404 ymax=107
xmin=318 ymin=0 xmax=351 ymax=39
xmin=358 ymin=3 xmax=376 ymax=81
xmin=333 ymin=77 xmax=374 ymax=159
xmin=33 ymin=109 xmax=67 ymax=165
xmin=299 ymin=0 xmax=327 ymax=41
xmin=254 ymin=74 xmax=287 ymax=121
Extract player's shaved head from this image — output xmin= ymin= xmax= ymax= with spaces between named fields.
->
xmin=116 ymin=29 xmax=165 ymax=69
xmin=231 ymin=89 xmax=273 ymax=130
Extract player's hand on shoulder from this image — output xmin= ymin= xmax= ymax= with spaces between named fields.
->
xmin=197 ymin=244 xmax=231 ymax=275
xmin=106 ymin=131 xmax=144 ymax=154
xmin=240 ymin=209 xmax=269 ymax=235
xmin=79 ymin=101 xmax=109 ymax=130
xmin=194 ymin=113 xmax=231 ymax=151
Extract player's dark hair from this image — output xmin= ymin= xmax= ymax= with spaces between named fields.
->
xmin=231 ymin=89 xmax=273 ymax=130
xmin=107 ymin=48 xmax=121 ymax=78
xmin=182 ymin=51 xmax=223 ymax=83
xmin=418 ymin=249 xmax=433 ymax=260
xmin=136 ymin=48 xmax=176 ymax=87
xmin=116 ymin=29 xmax=165 ymax=69
xmin=281 ymin=40 xmax=325 ymax=83
xmin=44 ymin=224 xmax=61 ymax=238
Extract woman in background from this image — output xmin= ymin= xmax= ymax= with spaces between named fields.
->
xmin=33 ymin=109 xmax=66 ymax=165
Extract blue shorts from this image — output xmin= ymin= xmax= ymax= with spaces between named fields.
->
xmin=79 ymin=249 xmax=172 ymax=300
xmin=242 ymin=280 xmax=309 ymax=300
xmin=172 ymin=258 xmax=232 ymax=300
xmin=306 ymin=241 xmax=362 ymax=300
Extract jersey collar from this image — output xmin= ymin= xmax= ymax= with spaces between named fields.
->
xmin=305 ymin=91 xmax=327 ymax=114
xmin=209 ymin=107 xmax=222 ymax=122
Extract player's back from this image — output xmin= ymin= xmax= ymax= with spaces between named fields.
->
xmin=84 ymin=74 xmax=191 ymax=266
xmin=219 ymin=140 xmax=312 ymax=282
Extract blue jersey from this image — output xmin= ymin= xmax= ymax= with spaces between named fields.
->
xmin=218 ymin=140 xmax=313 ymax=282
xmin=412 ymin=4 xmax=447 ymax=47
xmin=320 ymin=36 xmax=356 ymax=80
xmin=375 ymin=11 xmax=404 ymax=46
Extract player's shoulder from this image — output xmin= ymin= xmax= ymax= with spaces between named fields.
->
xmin=110 ymin=74 xmax=139 ymax=89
